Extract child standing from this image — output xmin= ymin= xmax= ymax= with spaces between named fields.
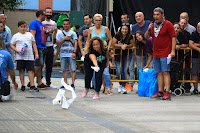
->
xmin=10 ymin=21 xmax=39 ymax=91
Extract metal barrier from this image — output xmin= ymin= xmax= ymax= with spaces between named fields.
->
xmin=110 ymin=47 xmax=200 ymax=84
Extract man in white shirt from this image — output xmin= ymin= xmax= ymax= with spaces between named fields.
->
xmin=42 ymin=7 xmax=57 ymax=89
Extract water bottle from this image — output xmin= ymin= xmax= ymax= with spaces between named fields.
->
xmin=21 ymin=43 xmax=28 ymax=55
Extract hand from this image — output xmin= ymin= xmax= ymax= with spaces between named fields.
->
xmin=170 ymin=51 xmax=175 ymax=58
xmin=17 ymin=51 xmax=22 ymax=55
xmin=13 ymin=82 xmax=18 ymax=90
xmin=148 ymin=23 xmax=154 ymax=31
xmin=71 ymin=53 xmax=76 ymax=59
xmin=121 ymin=44 xmax=127 ymax=50
xmin=176 ymin=45 xmax=181 ymax=50
xmin=143 ymin=66 xmax=148 ymax=69
xmin=150 ymin=63 xmax=154 ymax=68
xmin=35 ymin=54 xmax=39 ymax=60
xmin=64 ymin=36 xmax=70 ymax=41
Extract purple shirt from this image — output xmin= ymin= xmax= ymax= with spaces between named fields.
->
xmin=143 ymin=37 xmax=153 ymax=54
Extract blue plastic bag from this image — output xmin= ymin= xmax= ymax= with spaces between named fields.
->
xmin=138 ymin=68 xmax=158 ymax=97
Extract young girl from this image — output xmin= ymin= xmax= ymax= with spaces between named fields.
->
xmin=82 ymin=37 xmax=109 ymax=99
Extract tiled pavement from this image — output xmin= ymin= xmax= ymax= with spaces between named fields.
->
xmin=1 ymin=76 xmax=200 ymax=133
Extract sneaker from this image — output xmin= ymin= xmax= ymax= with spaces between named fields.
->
xmin=82 ymin=89 xmax=89 ymax=97
xmin=121 ymin=87 xmax=127 ymax=94
xmin=48 ymin=84 xmax=57 ymax=89
xmin=93 ymin=93 xmax=100 ymax=100
xmin=162 ymin=92 xmax=170 ymax=100
xmin=60 ymin=86 xmax=64 ymax=89
xmin=118 ymin=85 xmax=122 ymax=93
xmin=29 ymin=86 xmax=39 ymax=92
xmin=150 ymin=92 xmax=163 ymax=98
xmin=125 ymin=83 xmax=133 ymax=91
xmin=191 ymin=88 xmax=198 ymax=95
xmin=27 ymin=82 xmax=30 ymax=87
xmin=37 ymin=83 xmax=49 ymax=88
xmin=21 ymin=85 xmax=26 ymax=91
xmin=71 ymin=84 xmax=75 ymax=89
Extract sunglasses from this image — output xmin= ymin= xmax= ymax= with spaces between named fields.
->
xmin=122 ymin=23 xmax=129 ymax=26
xmin=95 ymin=20 xmax=102 ymax=22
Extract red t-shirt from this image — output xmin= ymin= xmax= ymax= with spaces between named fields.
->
xmin=150 ymin=20 xmax=176 ymax=58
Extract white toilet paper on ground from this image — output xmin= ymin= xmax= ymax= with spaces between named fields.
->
xmin=52 ymin=78 xmax=77 ymax=109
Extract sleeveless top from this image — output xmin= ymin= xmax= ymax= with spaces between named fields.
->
xmin=91 ymin=26 xmax=107 ymax=41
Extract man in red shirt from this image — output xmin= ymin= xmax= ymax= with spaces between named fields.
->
xmin=145 ymin=7 xmax=176 ymax=100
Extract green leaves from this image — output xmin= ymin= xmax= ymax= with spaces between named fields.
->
xmin=0 ymin=0 xmax=25 ymax=11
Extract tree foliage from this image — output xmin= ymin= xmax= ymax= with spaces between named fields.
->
xmin=0 ymin=0 xmax=25 ymax=11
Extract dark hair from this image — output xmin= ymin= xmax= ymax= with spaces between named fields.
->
xmin=0 ymin=21 xmax=5 ymax=32
xmin=63 ymin=18 xmax=70 ymax=23
xmin=36 ymin=10 xmax=44 ymax=18
xmin=45 ymin=7 xmax=52 ymax=11
xmin=135 ymin=31 xmax=145 ymax=42
xmin=122 ymin=13 xmax=129 ymax=18
xmin=84 ymin=14 xmax=92 ymax=19
xmin=116 ymin=24 xmax=132 ymax=44
xmin=0 ymin=36 xmax=5 ymax=48
xmin=153 ymin=7 xmax=164 ymax=14
xmin=18 ymin=21 xmax=26 ymax=27
xmin=173 ymin=22 xmax=180 ymax=27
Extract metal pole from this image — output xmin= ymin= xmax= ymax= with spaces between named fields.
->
xmin=106 ymin=0 xmax=109 ymax=27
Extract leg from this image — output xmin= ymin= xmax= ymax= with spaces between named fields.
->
xmin=45 ymin=46 xmax=54 ymax=85
xmin=157 ymin=72 xmax=164 ymax=92
xmin=35 ymin=66 xmax=42 ymax=85
xmin=163 ymin=71 xmax=171 ymax=92
xmin=128 ymin=51 xmax=135 ymax=86
xmin=62 ymin=70 xmax=68 ymax=84
xmin=69 ymin=58 xmax=77 ymax=85
xmin=19 ymin=69 xmax=25 ymax=86
xmin=35 ymin=49 xmax=44 ymax=85
xmin=60 ymin=57 xmax=69 ymax=85
xmin=28 ymin=71 xmax=35 ymax=87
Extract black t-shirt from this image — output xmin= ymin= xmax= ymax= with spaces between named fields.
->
xmin=190 ymin=31 xmax=200 ymax=58
xmin=175 ymin=32 xmax=188 ymax=59
xmin=89 ymin=49 xmax=107 ymax=64
xmin=114 ymin=33 xmax=133 ymax=56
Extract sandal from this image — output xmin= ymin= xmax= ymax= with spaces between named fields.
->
xmin=107 ymin=88 xmax=114 ymax=95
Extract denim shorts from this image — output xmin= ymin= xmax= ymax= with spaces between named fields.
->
xmin=191 ymin=58 xmax=200 ymax=75
xmin=60 ymin=57 xmax=76 ymax=72
xmin=153 ymin=57 xmax=170 ymax=73
xmin=35 ymin=49 xmax=46 ymax=66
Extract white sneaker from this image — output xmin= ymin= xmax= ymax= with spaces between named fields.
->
xmin=118 ymin=85 xmax=122 ymax=93
xmin=50 ymin=84 xmax=57 ymax=89
xmin=121 ymin=87 xmax=127 ymax=94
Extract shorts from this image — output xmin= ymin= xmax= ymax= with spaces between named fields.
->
xmin=191 ymin=58 xmax=200 ymax=75
xmin=35 ymin=48 xmax=46 ymax=66
xmin=16 ymin=60 xmax=35 ymax=71
xmin=60 ymin=57 xmax=76 ymax=72
xmin=153 ymin=57 xmax=170 ymax=73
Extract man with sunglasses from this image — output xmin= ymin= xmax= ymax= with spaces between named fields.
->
xmin=29 ymin=10 xmax=48 ymax=90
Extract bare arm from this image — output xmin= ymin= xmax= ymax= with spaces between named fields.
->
xmin=56 ymin=36 xmax=70 ymax=46
xmin=89 ymin=54 xmax=98 ymax=67
xmin=189 ymin=40 xmax=200 ymax=52
xmin=144 ymin=53 xmax=153 ymax=69
xmin=86 ymin=28 xmax=92 ymax=45
xmin=144 ymin=23 xmax=153 ymax=39
xmin=30 ymin=30 xmax=36 ymax=39
xmin=71 ymin=39 xmax=78 ymax=59
xmin=32 ymin=41 xmax=39 ymax=59
xmin=171 ymin=37 xmax=176 ymax=58
xmin=105 ymin=27 xmax=113 ymax=49
xmin=78 ymin=35 xmax=85 ymax=56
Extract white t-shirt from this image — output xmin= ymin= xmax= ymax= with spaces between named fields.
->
xmin=56 ymin=30 xmax=78 ymax=57
xmin=42 ymin=20 xmax=57 ymax=47
xmin=11 ymin=32 xmax=35 ymax=61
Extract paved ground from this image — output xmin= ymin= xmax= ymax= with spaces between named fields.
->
xmin=1 ymin=75 xmax=200 ymax=133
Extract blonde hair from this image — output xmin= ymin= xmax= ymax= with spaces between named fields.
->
xmin=93 ymin=13 xmax=103 ymax=20
xmin=85 ymin=37 xmax=106 ymax=54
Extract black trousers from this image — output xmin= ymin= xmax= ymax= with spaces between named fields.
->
xmin=45 ymin=46 xmax=54 ymax=85
xmin=84 ymin=54 xmax=106 ymax=93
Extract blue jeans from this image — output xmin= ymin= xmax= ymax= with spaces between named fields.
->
xmin=115 ymin=55 xmax=128 ymax=87
xmin=60 ymin=57 xmax=76 ymax=72
xmin=93 ymin=63 xmax=111 ymax=89
xmin=153 ymin=57 xmax=170 ymax=73
xmin=35 ymin=48 xmax=46 ymax=67
xmin=128 ymin=52 xmax=135 ymax=86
